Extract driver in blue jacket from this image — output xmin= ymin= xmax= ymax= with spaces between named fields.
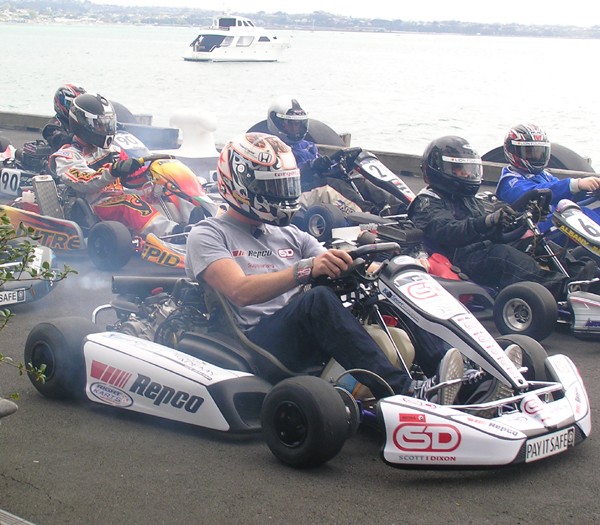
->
xmin=266 ymin=96 xmax=406 ymax=216
xmin=185 ymin=131 xmax=468 ymax=403
xmin=496 ymin=123 xmax=600 ymax=235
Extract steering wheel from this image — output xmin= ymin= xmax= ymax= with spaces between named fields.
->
xmin=495 ymin=189 xmax=553 ymax=243
xmin=313 ymin=242 xmax=402 ymax=291
xmin=119 ymin=154 xmax=176 ymax=189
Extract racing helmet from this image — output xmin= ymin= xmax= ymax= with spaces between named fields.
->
xmin=69 ymin=93 xmax=117 ymax=149
xmin=267 ymin=96 xmax=309 ymax=144
xmin=53 ymin=84 xmax=86 ymax=124
xmin=217 ymin=132 xmax=301 ymax=226
xmin=421 ymin=136 xmax=483 ymax=197
xmin=504 ymin=123 xmax=551 ymax=174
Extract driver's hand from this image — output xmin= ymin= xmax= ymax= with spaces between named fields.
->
xmin=577 ymin=176 xmax=600 ymax=192
xmin=312 ymin=249 xmax=352 ymax=279
xmin=484 ymin=204 xmax=518 ymax=228
xmin=111 ymin=158 xmax=143 ymax=178
xmin=310 ymin=155 xmax=332 ymax=175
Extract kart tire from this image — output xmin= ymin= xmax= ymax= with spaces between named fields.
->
xmin=493 ymin=282 xmax=557 ymax=342
xmin=261 ymin=376 xmax=349 ymax=468
xmin=87 ymin=221 xmax=132 ymax=271
xmin=304 ymin=204 xmax=347 ymax=243
xmin=495 ymin=333 xmax=549 ymax=381
xmin=24 ymin=317 xmax=101 ymax=399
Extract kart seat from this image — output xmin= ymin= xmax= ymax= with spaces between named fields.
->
xmin=67 ymin=197 xmax=99 ymax=231
xmin=196 ymin=286 xmax=324 ymax=383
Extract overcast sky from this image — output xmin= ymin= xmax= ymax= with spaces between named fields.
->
xmin=91 ymin=1 xmax=599 ymax=27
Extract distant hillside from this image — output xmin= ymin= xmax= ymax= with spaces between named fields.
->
xmin=2 ymin=0 xmax=599 ymax=38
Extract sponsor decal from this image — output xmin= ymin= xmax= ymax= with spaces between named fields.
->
xmin=525 ymin=427 xmax=575 ymax=462
xmin=0 ymin=289 xmax=26 ymax=306
xmin=278 ymin=248 xmax=294 ymax=258
xmin=399 ymin=413 xmax=426 ymax=422
xmin=90 ymin=382 xmax=133 ymax=407
xmin=231 ymin=249 xmax=274 ymax=258
xmin=393 ymin=423 xmax=461 ymax=452
xmin=129 ymin=374 xmax=204 ymax=413
xmin=141 ymin=243 xmax=183 ymax=268
xmin=585 ymin=319 xmax=600 ymax=328
xmin=90 ymin=360 xmax=132 ymax=388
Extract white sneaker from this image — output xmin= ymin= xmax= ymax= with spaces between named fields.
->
xmin=412 ymin=347 xmax=463 ymax=405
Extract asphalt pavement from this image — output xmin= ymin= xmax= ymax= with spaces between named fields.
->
xmin=1 ymin=126 xmax=599 ymax=525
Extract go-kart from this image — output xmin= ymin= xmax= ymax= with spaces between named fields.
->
xmin=1 ymin=241 xmax=61 ymax=308
xmin=494 ymin=188 xmax=600 ymax=339
xmin=293 ymin=147 xmax=416 ymax=243
xmin=24 ymin=243 xmax=590 ymax=469
xmin=0 ymin=135 xmax=218 ymax=270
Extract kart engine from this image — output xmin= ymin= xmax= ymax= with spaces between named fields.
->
xmin=110 ymin=279 xmax=207 ymax=347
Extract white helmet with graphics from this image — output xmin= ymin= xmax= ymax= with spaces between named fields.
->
xmin=217 ymin=132 xmax=301 ymax=226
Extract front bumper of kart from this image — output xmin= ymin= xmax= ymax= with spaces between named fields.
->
xmin=378 ymin=354 xmax=590 ymax=468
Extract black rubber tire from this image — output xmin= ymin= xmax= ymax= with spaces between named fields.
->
xmin=303 ymin=204 xmax=347 ymax=243
xmin=493 ymin=282 xmax=557 ymax=342
xmin=495 ymin=333 xmax=549 ymax=381
xmin=24 ymin=317 xmax=101 ymax=399
xmin=87 ymin=221 xmax=132 ymax=271
xmin=261 ymin=376 xmax=349 ymax=468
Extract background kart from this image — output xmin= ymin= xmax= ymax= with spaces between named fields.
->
xmin=1 ymin=242 xmax=61 ymax=308
xmin=24 ymin=243 xmax=590 ymax=469
xmin=1 ymin=137 xmax=217 ymax=271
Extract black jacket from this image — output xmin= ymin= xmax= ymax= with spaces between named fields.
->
xmin=408 ymin=187 xmax=495 ymax=261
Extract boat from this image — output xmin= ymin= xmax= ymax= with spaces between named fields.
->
xmin=183 ymin=15 xmax=291 ymax=63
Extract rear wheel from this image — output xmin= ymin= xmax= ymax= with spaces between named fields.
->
xmin=261 ymin=376 xmax=349 ymax=468
xmin=87 ymin=221 xmax=132 ymax=270
xmin=24 ymin=317 xmax=100 ymax=399
xmin=304 ymin=204 xmax=347 ymax=243
xmin=493 ymin=282 xmax=557 ymax=342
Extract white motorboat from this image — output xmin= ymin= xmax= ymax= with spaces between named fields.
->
xmin=183 ymin=15 xmax=291 ymax=63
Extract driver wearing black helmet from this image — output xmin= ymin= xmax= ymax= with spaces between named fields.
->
xmin=408 ymin=135 xmax=573 ymax=299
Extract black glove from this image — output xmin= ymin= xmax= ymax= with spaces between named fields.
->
xmin=111 ymin=158 xmax=143 ymax=178
xmin=484 ymin=204 xmax=518 ymax=228
xmin=310 ymin=155 xmax=332 ymax=175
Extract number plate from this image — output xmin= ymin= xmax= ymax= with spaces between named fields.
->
xmin=0 ymin=289 xmax=26 ymax=306
xmin=525 ymin=427 xmax=575 ymax=462
xmin=0 ymin=168 xmax=22 ymax=196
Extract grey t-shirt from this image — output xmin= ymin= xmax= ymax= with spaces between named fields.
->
xmin=185 ymin=214 xmax=326 ymax=329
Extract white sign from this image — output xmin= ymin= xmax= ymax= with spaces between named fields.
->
xmin=0 ymin=289 xmax=26 ymax=306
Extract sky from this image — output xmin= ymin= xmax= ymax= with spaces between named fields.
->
xmin=91 ymin=0 xmax=600 ymax=27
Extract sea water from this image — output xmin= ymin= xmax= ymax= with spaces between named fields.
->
xmin=1 ymin=22 xmax=598 ymax=164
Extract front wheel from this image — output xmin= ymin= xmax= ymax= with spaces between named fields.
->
xmin=493 ymin=282 xmax=557 ymax=342
xmin=24 ymin=317 xmax=101 ymax=399
xmin=87 ymin=221 xmax=132 ymax=270
xmin=495 ymin=334 xmax=549 ymax=381
xmin=261 ymin=376 xmax=349 ymax=468
xmin=303 ymin=204 xmax=347 ymax=243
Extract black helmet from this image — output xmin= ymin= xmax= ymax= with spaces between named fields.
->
xmin=421 ymin=136 xmax=483 ymax=196
xmin=504 ymin=123 xmax=550 ymax=174
xmin=267 ymin=96 xmax=309 ymax=144
xmin=69 ymin=93 xmax=116 ymax=149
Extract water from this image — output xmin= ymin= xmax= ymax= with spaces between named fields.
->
xmin=1 ymin=22 xmax=599 ymax=165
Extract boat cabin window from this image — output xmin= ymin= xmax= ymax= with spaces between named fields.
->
xmin=192 ymin=34 xmax=227 ymax=52
xmin=258 ymin=36 xmax=271 ymax=42
xmin=236 ymin=36 xmax=254 ymax=47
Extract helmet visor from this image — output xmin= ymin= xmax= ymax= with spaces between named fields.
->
xmin=249 ymin=168 xmax=302 ymax=200
xmin=91 ymin=114 xmax=117 ymax=136
xmin=511 ymin=140 xmax=550 ymax=169
xmin=442 ymin=155 xmax=482 ymax=182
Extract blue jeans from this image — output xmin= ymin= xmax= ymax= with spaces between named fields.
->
xmin=246 ymin=286 xmax=412 ymax=399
